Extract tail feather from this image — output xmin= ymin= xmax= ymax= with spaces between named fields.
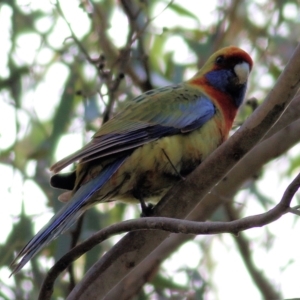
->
xmin=10 ymin=156 xmax=127 ymax=276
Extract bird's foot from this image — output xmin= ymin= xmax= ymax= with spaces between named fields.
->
xmin=140 ymin=203 xmax=154 ymax=217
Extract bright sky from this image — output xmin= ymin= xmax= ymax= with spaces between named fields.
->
xmin=1 ymin=0 xmax=300 ymax=299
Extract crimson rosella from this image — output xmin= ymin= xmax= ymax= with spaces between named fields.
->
xmin=11 ymin=46 xmax=253 ymax=274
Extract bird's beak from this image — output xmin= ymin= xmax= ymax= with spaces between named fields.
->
xmin=234 ymin=62 xmax=250 ymax=84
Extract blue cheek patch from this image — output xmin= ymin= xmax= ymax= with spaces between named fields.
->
xmin=205 ymin=70 xmax=232 ymax=92
xmin=205 ymin=70 xmax=247 ymax=107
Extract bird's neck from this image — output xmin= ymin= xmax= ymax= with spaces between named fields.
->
xmin=188 ymin=77 xmax=239 ymax=134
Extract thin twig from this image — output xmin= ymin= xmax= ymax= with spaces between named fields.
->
xmin=38 ymin=172 xmax=300 ymax=299
xmin=55 ymin=0 xmax=100 ymax=65
xmin=224 ymin=202 xmax=281 ymax=300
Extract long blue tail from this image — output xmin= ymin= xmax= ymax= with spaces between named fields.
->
xmin=10 ymin=156 xmax=127 ymax=275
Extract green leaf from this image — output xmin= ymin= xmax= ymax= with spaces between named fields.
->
xmin=168 ymin=2 xmax=199 ymax=21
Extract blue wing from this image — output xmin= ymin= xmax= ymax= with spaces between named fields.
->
xmin=51 ymin=84 xmax=216 ymax=173
xmin=80 ymin=97 xmax=215 ymax=162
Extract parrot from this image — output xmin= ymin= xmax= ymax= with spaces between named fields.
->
xmin=11 ymin=46 xmax=253 ymax=275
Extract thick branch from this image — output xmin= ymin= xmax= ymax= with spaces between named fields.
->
xmin=103 ymin=59 xmax=300 ymax=300
xmin=106 ymin=116 xmax=300 ymax=300
xmin=65 ymin=42 xmax=300 ymax=300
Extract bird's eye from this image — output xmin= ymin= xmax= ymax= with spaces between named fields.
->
xmin=216 ymin=56 xmax=225 ymax=64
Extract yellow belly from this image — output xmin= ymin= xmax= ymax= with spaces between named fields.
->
xmin=95 ymin=116 xmax=225 ymax=204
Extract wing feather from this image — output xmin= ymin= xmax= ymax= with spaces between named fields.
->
xmin=51 ymin=83 xmax=216 ymax=173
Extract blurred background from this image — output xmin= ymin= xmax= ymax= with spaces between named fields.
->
xmin=0 ymin=0 xmax=300 ymax=299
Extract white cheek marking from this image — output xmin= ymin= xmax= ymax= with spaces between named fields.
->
xmin=234 ymin=62 xmax=250 ymax=84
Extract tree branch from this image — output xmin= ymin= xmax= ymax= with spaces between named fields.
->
xmin=64 ymin=42 xmax=300 ymax=300
xmin=39 ymin=171 xmax=300 ymax=299
xmin=224 ymin=202 xmax=282 ymax=300
xmin=106 ymin=110 xmax=300 ymax=300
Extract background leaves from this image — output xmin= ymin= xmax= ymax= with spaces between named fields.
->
xmin=1 ymin=0 xmax=300 ymax=299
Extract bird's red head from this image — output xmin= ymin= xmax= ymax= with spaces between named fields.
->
xmin=188 ymin=46 xmax=253 ymax=133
